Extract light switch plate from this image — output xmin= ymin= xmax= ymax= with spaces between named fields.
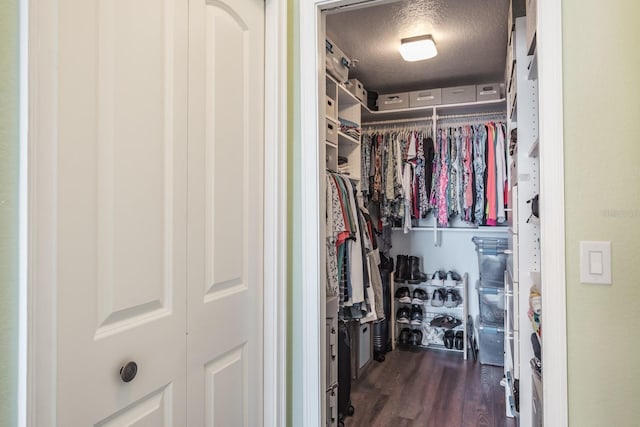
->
xmin=580 ymin=241 xmax=612 ymax=284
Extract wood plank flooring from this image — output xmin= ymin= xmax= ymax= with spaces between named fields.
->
xmin=345 ymin=348 xmax=516 ymax=427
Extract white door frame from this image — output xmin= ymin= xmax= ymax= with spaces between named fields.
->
xmin=25 ymin=0 xmax=288 ymax=426
xmin=297 ymin=0 xmax=568 ymax=425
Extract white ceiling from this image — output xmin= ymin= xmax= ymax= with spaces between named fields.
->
xmin=326 ymin=0 xmax=510 ymax=95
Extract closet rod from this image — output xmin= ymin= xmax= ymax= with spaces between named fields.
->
xmin=362 ymin=116 xmax=434 ymax=127
xmin=436 ymin=111 xmax=506 ymax=120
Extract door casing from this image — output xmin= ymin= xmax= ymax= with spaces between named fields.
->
xmin=296 ymin=0 xmax=568 ymax=426
xmin=25 ymin=0 xmax=288 ymax=426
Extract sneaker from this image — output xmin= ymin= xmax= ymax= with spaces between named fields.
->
xmin=396 ymin=307 xmax=410 ymax=324
xmin=410 ymin=329 xmax=423 ymax=346
xmin=394 ymin=286 xmax=412 ymax=304
xmin=444 ymin=270 xmax=462 ymax=287
xmin=431 ymin=288 xmax=445 ymax=307
xmin=399 ymin=328 xmax=411 ymax=345
xmin=411 ymin=288 xmax=428 ymax=304
xmin=431 ymin=270 xmax=445 ymax=286
xmin=410 ymin=304 xmax=423 ymax=325
xmin=444 ymin=289 xmax=461 ymax=308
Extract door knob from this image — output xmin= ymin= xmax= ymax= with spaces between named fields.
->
xmin=120 ymin=361 xmax=138 ymax=383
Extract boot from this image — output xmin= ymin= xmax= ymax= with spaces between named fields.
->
xmin=395 ymin=255 xmax=408 ymax=283
xmin=407 ymin=256 xmax=428 ymax=284
xmin=379 ymin=253 xmax=394 ymax=275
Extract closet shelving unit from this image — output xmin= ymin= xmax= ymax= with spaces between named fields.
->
xmin=326 ymin=74 xmax=362 ymax=183
xmin=505 ymin=14 xmax=541 ymax=426
xmin=390 ymin=274 xmax=469 ymax=358
xmin=323 ymin=72 xmax=371 ymax=427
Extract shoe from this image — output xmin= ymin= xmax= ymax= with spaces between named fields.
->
xmin=379 ymin=254 xmax=394 ymax=274
xmin=444 ymin=270 xmax=462 ymax=287
xmin=396 ymin=307 xmax=410 ymax=324
xmin=444 ymin=330 xmax=455 ymax=349
xmin=411 ymin=288 xmax=428 ymax=304
xmin=430 ymin=315 xmax=462 ymax=329
xmin=455 ymin=331 xmax=465 ymax=350
xmin=431 ymin=288 xmax=445 ymax=307
xmin=399 ymin=328 xmax=411 ymax=345
xmin=444 ymin=289 xmax=461 ymax=308
xmin=410 ymin=305 xmax=423 ymax=325
xmin=431 ymin=270 xmax=445 ymax=286
xmin=410 ymin=329 xmax=423 ymax=346
xmin=394 ymin=286 xmax=412 ymax=304
xmin=407 ymin=256 xmax=428 ymax=284
xmin=395 ymin=255 xmax=409 ymax=283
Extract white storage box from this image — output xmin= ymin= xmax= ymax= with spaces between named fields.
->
xmin=347 ymin=79 xmax=366 ymax=103
xmin=409 ymin=88 xmax=442 ymax=107
xmin=377 ymin=92 xmax=409 ymax=111
xmin=326 ymin=96 xmax=336 ymax=119
xmin=325 ymin=318 xmax=338 ymax=386
xmin=360 ymin=87 xmax=368 ymax=105
xmin=325 ymin=118 xmax=338 ymax=145
xmin=326 ymin=144 xmax=337 ymax=171
xmin=478 ymin=319 xmax=505 ymax=366
xmin=325 ymin=38 xmax=350 ymax=83
xmin=326 ymin=388 xmax=338 ymax=427
xmin=442 ymin=85 xmax=476 ymax=104
xmin=477 ymin=83 xmax=502 ymax=101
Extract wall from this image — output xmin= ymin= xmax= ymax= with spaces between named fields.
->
xmin=0 ymin=0 xmax=20 ymax=426
xmin=563 ymin=1 xmax=640 ymax=425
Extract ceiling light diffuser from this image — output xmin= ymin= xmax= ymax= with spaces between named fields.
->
xmin=399 ymin=35 xmax=438 ymax=62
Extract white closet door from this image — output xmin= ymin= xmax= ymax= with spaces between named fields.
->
xmin=55 ymin=0 xmax=189 ymax=424
xmin=186 ymin=0 xmax=265 ymax=425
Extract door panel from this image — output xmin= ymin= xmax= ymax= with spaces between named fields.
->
xmin=95 ymin=385 xmax=173 ymax=427
xmin=187 ymin=0 xmax=264 ymax=425
xmin=56 ymin=0 xmax=188 ymax=424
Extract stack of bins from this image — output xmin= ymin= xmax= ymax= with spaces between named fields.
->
xmin=473 ymin=237 xmax=509 ymax=366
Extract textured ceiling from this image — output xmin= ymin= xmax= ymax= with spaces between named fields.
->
xmin=326 ymin=0 xmax=510 ymax=94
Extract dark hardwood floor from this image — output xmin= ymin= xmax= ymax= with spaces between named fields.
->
xmin=345 ymin=348 xmax=516 ymax=427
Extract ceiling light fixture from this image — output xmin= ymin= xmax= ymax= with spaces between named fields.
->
xmin=399 ymin=35 xmax=438 ymax=62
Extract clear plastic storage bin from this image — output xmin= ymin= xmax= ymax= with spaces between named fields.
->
xmin=478 ymin=319 xmax=505 ymax=366
xmin=473 ymin=236 xmax=509 ymax=286
xmin=477 ymin=281 xmax=506 ymax=326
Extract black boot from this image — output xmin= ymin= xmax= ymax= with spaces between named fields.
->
xmin=395 ymin=255 xmax=408 ymax=283
xmin=379 ymin=253 xmax=394 ymax=275
xmin=407 ymin=256 xmax=428 ymax=284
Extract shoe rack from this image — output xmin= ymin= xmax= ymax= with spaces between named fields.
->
xmin=390 ymin=267 xmax=469 ymax=359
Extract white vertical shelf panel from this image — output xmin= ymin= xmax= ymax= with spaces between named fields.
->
xmin=514 ymin=16 xmax=540 ymax=427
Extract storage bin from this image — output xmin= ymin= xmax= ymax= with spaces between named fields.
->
xmin=476 ymin=83 xmax=502 ymax=101
xmin=347 ymin=79 xmax=366 ymax=103
xmin=326 ymin=318 xmax=338 ymax=387
xmin=358 ymin=322 xmax=371 ymax=370
xmin=472 ymin=236 xmax=509 ymax=286
xmin=477 ymin=281 xmax=505 ymax=326
xmin=442 ymin=85 xmax=476 ymax=104
xmin=326 ymin=387 xmax=338 ymax=427
xmin=377 ymin=92 xmax=409 ymax=111
xmin=409 ymin=88 xmax=442 ymax=107
xmin=326 ymin=96 xmax=336 ymax=119
xmin=326 ymin=118 xmax=338 ymax=145
xmin=325 ymin=38 xmax=351 ymax=83
xmin=478 ymin=319 xmax=504 ymax=366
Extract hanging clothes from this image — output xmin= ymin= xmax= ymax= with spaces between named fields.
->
xmin=361 ymin=117 xmax=507 ymax=229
